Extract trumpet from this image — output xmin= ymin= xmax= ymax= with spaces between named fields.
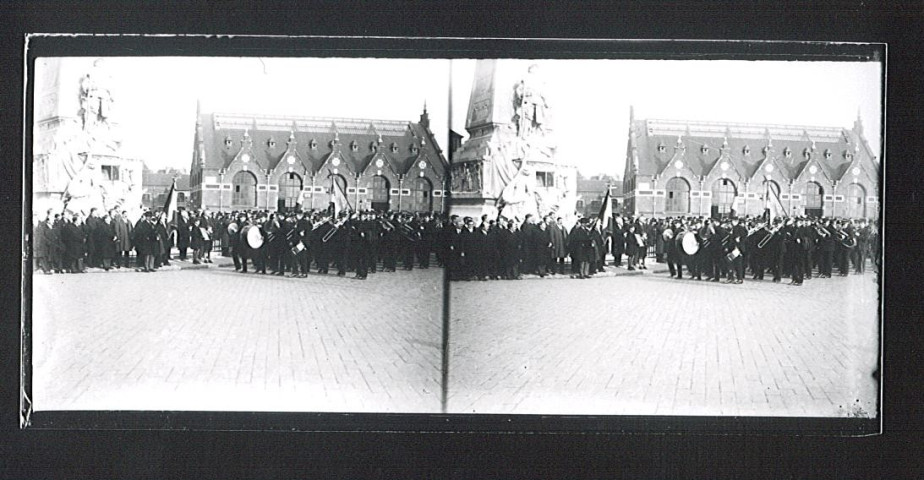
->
xmin=815 ymin=225 xmax=830 ymax=237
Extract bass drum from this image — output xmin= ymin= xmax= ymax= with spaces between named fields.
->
xmin=681 ymin=231 xmax=700 ymax=255
xmin=242 ymin=225 xmax=264 ymax=249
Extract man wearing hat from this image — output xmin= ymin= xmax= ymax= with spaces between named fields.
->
xmin=445 ymin=215 xmax=464 ymax=280
xmin=133 ymin=211 xmax=157 ymax=272
xmin=309 ymin=212 xmax=330 ymax=274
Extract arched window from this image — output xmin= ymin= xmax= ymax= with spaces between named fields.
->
xmin=712 ymin=178 xmax=737 ymax=216
xmin=847 ymin=183 xmax=866 ymax=219
xmin=665 ymin=177 xmax=690 ymax=214
xmin=232 ymin=170 xmax=258 ymax=208
xmin=278 ymin=172 xmax=303 ymax=211
xmin=411 ymin=177 xmax=433 ymax=212
xmin=804 ymin=181 xmax=824 ymax=218
xmin=371 ymin=175 xmax=390 ymax=211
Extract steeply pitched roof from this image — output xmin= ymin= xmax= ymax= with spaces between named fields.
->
xmin=631 ymin=118 xmax=874 ymax=183
xmin=196 ymin=112 xmax=447 ymax=177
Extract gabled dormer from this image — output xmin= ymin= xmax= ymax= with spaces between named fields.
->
xmin=403 ymin=149 xmax=438 ymax=178
xmin=704 ymin=137 xmax=746 ymax=183
xmin=749 ymin=143 xmax=790 ymax=186
xmin=226 ymin=129 xmax=265 ymax=174
xmin=657 ymin=135 xmax=696 ymax=178
xmin=316 ymin=131 xmax=356 ymax=179
xmin=794 ymin=150 xmax=833 ymax=184
xmin=838 ymin=142 xmax=875 ymax=184
xmin=270 ymin=131 xmax=312 ymax=182
xmin=362 ymin=150 xmax=401 ymax=178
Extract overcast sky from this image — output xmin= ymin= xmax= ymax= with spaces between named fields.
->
xmin=37 ymin=57 xmax=450 ymax=172
xmin=36 ymin=57 xmax=881 ymax=179
xmin=451 ymin=59 xmax=883 ymax=178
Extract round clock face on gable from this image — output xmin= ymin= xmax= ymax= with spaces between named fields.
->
xmin=809 ymin=165 xmax=818 ymax=175
xmin=674 ymin=160 xmax=683 ymax=170
xmin=286 ymin=155 xmax=296 ymax=165
xmin=375 ymin=158 xmax=385 ymax=168
xmin=852 ymin=167 xmax=861 ymax=176
xmin=764 ymin=164 xmax=774 ymax=173
xmin=240 ymin=154 xmax=250 ymax=164
xmin=331 ymin=157 xmax=341 ymax=167
xmin=418 ymin=160 xmax=427 ymax=170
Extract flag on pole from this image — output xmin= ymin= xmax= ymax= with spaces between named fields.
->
xmin=329 ymin=173 xmax=352 ymax=217
xmin=763 ymin=181 xmax=787 ymax=222
xmin=597 ymin=187 xmax=613 ymax=232
xmin=162 ymin=178 xmax=178 ymax=223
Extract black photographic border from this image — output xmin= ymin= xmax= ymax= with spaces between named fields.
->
xmin=19 ymin=35 xmax=883 ymax=436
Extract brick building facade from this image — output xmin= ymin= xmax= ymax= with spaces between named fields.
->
xmin=189 ymin=104 xmax=448 ymax=213
xmin=623 ymin=108 xmax=880 ymax=220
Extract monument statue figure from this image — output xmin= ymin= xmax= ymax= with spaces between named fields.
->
xmin=62 ymin=156 xmax=105 ymax=215
xmin=497 ymin=163 xmax=539 ymax=221
xmin=453 ymin=59 xmax=574 ymax=224
xmin=50 ymin=59 xmax=132 ymax=214
xmin=79 ymin=59 xmax=115 ymax=131
xmin=513 ymin=64 xmax=549 ymax=139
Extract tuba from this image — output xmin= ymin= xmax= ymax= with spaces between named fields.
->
xmin=837 ymin=229 xmax=857 ymax=249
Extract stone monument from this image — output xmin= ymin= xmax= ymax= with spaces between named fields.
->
xmin=450 ymin=60 xmax=577 ymax=223
xmin=33 ymin=58 xmax=143 ymax=217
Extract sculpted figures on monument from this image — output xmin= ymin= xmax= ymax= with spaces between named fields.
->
xmin=62 ymin=156 xmax=106 ymax=216
xmin=79 ymin=59 xmax=115 ymax=132
xmin=498 ymin=163 xmax=539 ymax=222
xmin=471 ymin=162 xmax=482 ymax=192
xmin=513 ymin=64 xmax=549 ymax=140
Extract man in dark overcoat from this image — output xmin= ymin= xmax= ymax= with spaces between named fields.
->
xmin=62 ymin=214 xmax=88 ymax=273
xmin=548 ymin=217 xmax=568 ymax=275
xmin=176 ymin=210 xmax=190 ymax=261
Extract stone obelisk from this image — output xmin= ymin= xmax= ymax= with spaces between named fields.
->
xmin=33 ymin=58 xmax=144 ymax=217
xmin=450 ymin=59 xmax=576 ymax=222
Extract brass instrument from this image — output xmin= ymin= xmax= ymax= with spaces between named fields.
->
xmin=837 ymin=229 xmax=857 ymax=249
xmin=379 ymin=218 xmax=396 ymax=231
xmin=397 ymin=222 xmax=419 ymax=242
xmin=756 ymin=224 xmax=782 ymax=249
xmin=815 ymin=225 xmax=830 ymax=237
xmin=321 ymin=220 xmax=340 ymax=243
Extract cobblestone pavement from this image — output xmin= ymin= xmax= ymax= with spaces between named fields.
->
xmin=448 ymin=265 xmax=880 ymax=417
xmin=31 ymin=261 xmax=444 ymax=413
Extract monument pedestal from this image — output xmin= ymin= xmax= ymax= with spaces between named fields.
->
xmin=449 ymin=193 xmax=498 ymax=220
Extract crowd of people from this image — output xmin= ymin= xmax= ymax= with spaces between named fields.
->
xmin=220 ymin=209 xmax=444 ymax=279
xmin=32 ymin=205 xmax=879 ymax=288
xmin=31 ymin=207 xmax=447 ymax=279
xmin=32 ymin=207 xmax=210 ymax=274
xmin=441 ymin=212 xmax=880 ymax=286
